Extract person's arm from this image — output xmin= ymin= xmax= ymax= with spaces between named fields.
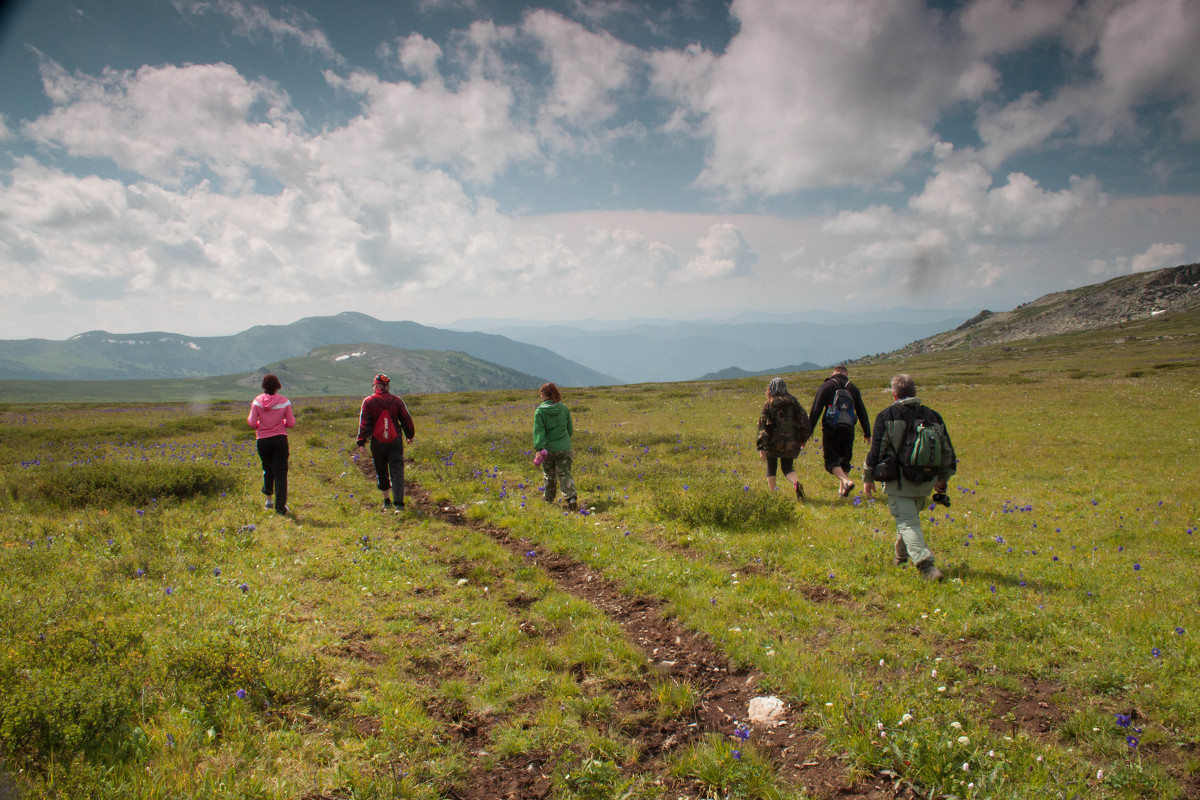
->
xmin=356 ymin=398 xmax=373 ymax=447
xmin=247 ymin=400 xmax=261 ymax=430
xmin=397 ymin=398 xmax=415 ymax=442
xmin=533 ymin=408 xmax=547 ymax=452
xmin=795 ymin=401 xmax=812 ymax=445
xmin=755 ymin=405 xmax=770 ymax=454
xmin=932 ymin=409 xmax=956 ymax=487
xmin=852 ymin=386 xmax=871 ymax=440
xmin=862 ymin=411 xmax=888 ymax=496
xmin=808 ymin=383 xmax=828 ymax=430
xmin=284 ymin=402 xmax=296 ymax=430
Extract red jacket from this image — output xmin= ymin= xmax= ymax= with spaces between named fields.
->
xmin=357 ymin=390 xmax=415 ymax=446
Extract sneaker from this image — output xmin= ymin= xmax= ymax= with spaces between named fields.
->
xmin=918 ymin=563 xmax=944 ymax=582
xmin=382 ymin=498 xmax=393 ymax=511
xmin=394 ymin=502 xmax=405 ymax=513
xmin=264 ymin=498 xmax=273 ymax=510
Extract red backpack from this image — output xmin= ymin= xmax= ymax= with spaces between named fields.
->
xmin=372 ymin=404 xmax=399 ymax=443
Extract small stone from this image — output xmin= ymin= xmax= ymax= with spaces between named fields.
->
xmin=748 ymin=695 xmax=786 ymax=724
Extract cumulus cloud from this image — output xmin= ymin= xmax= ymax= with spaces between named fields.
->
xmin=681 ymin=222 xmax=756 ymax=280
xmin=25 ymin=60 xmax=311 ymax=190
xmin=523 ymin=9 xmax=639 ymax=128
xmin=960 ymin=0 xmax=1075 ymax=56
xmin=170 ymin=0 xmax=344 ymax=63
xmin=648 ymin=0 xmax=991 ymax=195
xmin=975 ymin=0 xmax=1200 ymax=164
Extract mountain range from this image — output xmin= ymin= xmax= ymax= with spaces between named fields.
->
xmin=464 ymin=318 xmax=967 ymax=383
xmin=0 ymin=312 xmax=616 ymax=386
xmin=864 ymin=263 xmax=1200 ymax=361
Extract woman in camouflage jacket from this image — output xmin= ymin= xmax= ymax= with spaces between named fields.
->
xmin=756 ymin=377 xmax=812 ymax=500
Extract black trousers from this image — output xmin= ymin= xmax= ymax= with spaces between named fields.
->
xmin=370 ymin=439 xmax=405 ymax=501
xmin=256 ymin=435 xmax=289 ymax=513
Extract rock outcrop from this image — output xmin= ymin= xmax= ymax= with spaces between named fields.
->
xmin=874 ymin=263 xmax=1200 ymax=359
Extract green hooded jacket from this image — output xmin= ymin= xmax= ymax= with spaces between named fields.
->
xmin=533 ymin=401 xmax=573 ymax=453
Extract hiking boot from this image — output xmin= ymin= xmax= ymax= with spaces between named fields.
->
xmin=893 ymin=539 xmax=909 ymax=566
xmin=795 ymin=482 xmax=805 ymax=501
xmin=918 ymin=562 xmax=944 ymax=582
xmin=394 ymin=501 xmax=405 ymax=514
xmin=567 ymin=497 xmax=577 ymax=511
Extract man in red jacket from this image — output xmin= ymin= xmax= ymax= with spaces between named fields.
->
xmin=356 ymin=374 xmax=415 ymax=512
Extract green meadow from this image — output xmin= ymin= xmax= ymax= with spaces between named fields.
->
xmin=1 ymin=311 xmax=1198 ymax=799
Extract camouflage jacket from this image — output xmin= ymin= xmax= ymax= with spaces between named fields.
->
xmin=756 ymin=393 xmax=811 ymax=458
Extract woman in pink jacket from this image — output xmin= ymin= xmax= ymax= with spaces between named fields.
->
xmin=247 ymin=374 xmax=296 ymax=515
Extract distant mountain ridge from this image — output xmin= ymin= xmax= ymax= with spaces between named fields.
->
xmin=0 ymin=312 xmax=616 ymax=387
xmin=866 ymin=263 xmax=1200 ymax=360
xmin=471 ymin=318 xmax=967 ymax=383
xmin=698 ymin=363 xmax=823 ymax=381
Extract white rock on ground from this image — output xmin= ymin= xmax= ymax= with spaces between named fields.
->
xmin=748 ymin=696 xmax=786 ymax=724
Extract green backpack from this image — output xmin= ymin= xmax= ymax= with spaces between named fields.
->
xmin=899 ymin=407 xmax=945 ymax=483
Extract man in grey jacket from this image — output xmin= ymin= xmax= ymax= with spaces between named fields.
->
xmin=862 ymin=374 xmax=956 ymax=582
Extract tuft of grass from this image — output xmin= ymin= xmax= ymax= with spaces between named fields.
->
xmin=3 ymin=461 xmax=239 ymax=507
xmin=652 ymin=477 xmax=795 ymax=531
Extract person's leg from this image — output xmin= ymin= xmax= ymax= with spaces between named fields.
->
xmin=827 ymin=428 xmax=855 ymax=495
xmin=781 ymin=457 xmax=803 ymax=500
xmin=542 ymin=450 xmax=558 ymax=502
xmin=370 ymin=441 xmax=393 ymax=506
xmin=272 ymin=436 xmax=289 ymax=514
xmin=887 ymin=494 xmax=939 ymax=578
xmin=557 ymin=450 xmax=576 ymax=509
xmin=765 ymin=456 xmax=778 ymax=490
xmin=388 ymin=442 xmax=405 ymax=508
xmin=256 ymin=438 xmax=274 ymax=507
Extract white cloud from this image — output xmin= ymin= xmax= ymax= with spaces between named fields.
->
xmin=323 ymin=68 xmax=540 ymax=185
xmin=170 ymin=0 xmax=343 ymax=63
xmin=25 ymin=60 xmax=311 ymax=190
xmin=976 ymin=0 xmax=1200 ymax=164
xmin=377 ymin=34 xmax=445 ymax=83
xmin=523 ymin=9 xmax=639 ymax=128
xmin=682 ymin=222 xmax=756 ymax=280
xmin=1131 ymin=242 xmax=1187 ymax=273
xmin=649 ymin=0 xmax=989 ymax=195
xmin=960 ymin=0 xmax=1075 ymax=56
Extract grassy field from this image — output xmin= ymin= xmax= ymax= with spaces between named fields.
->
xmin=1 ymin=312 xmax=1198 ymax=799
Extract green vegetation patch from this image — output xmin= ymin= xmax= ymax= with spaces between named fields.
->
xmin=4 ymin=461 xmax=238 ymax=507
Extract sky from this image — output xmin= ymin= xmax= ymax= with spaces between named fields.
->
xmin=1 ymin=0 xmax=1198 ymax=340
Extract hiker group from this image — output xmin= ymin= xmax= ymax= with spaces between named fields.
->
xmin=248 ymin=365 xmax=954 ymax=583
xmin=755 ymin=366 xmax=956 ymax=581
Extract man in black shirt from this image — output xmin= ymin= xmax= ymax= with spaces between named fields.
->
xmin=808 ymin=365 xmax=871 ymax=498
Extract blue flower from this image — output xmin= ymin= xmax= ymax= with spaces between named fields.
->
xmin=239 ymin=583 xmax=249 ymax=593
xmin=1133 ymin=563 xmax=1140 ymax=571
xmin=213 ymin=567 xmax=221 ymax=577
xmin=166 ymin=733 xmax=175 ymax=747
xmin=1126 ymin=735 xmax=1139 ymax=749
xmin=1115 ymin=714 xmax=1131 ymax=728
xmin=1152 ymin=648 xmax=1161 ymax=658
xmin=733 ymin=749 xmax=742 ymax=760
xmin=734 ymin=724 xmax=750 ymax=742
xmin=1176 ymin=627 xmax=1186 ymax=635
xmin=236 ymin=689 xmax=246 ymax=700
xmin=165 ymin=586 xmax=173 ymax=596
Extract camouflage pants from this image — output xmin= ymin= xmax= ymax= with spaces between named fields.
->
xmin=542 ymin=449 xmax=576 ymax=503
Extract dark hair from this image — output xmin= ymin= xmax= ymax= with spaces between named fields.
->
xmin=262 ymin=374 xmax=281 ymax=395
xmin=890 ymin=374 xmax=916 ymax=399
xmin=539 ymin=382 xmax=562 ymax=403
xmin=833 ymin=364 xmax=848 ymax=374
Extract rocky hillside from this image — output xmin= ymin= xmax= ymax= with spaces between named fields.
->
xmin=873 ymin=263 xmax=1200 ymax=359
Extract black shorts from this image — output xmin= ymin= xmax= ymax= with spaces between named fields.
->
xmin=765 ymin=456 xmax=794 ymax=478
xmin=822 ymin=426 xmax=855 ymax=473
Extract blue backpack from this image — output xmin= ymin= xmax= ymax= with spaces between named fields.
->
xmin=824 ymin=387 xmax=856 ymax=429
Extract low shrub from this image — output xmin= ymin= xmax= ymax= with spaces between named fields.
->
xmin=3 ymin=461 xmax=239 ymax=507
xmin=652 ymin=478 xmax=795 ymax=531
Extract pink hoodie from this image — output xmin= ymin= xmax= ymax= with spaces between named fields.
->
xmin=247 ymin=393 xmax=296 ymax=439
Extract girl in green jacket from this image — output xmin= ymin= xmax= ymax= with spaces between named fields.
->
xmin=533 ymin=382 xmax=577 ymax=510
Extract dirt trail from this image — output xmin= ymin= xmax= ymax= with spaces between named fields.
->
xmin=403 ymin=482 xmax=915 ymax=800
